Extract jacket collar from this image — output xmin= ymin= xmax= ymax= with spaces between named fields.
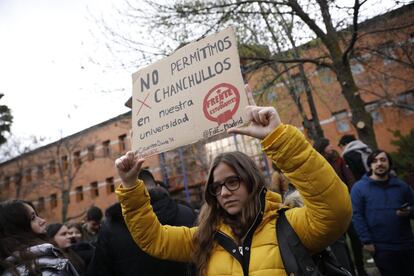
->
xmin=217 ymin=188 xmax=283 ymax=238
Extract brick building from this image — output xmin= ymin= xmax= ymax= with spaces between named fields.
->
xmin=0 ymin=4 xmax=413 ymax=223
xmin=245 ymin=3 xmax=414 ymax=152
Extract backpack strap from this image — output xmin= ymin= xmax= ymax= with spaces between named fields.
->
xmin=276 ymin=209 xmax=318 ymax=276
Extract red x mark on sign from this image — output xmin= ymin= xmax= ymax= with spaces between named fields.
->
xmin=136 ymin=93 xmax=152 ymax=115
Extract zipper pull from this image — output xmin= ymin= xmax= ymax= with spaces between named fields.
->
xmin=238 ymin=246 xmax=243 ymax=256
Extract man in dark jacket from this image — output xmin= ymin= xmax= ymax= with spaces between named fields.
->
xmin=81 ymin=206 xmax=103 ymax=243
xmin=88 ymin=170 xmax=196 ymax=276
xmin=351 ymin=150 xmax=414 ymax=276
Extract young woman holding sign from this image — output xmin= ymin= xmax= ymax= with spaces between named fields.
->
xmin=115 ymin=105 xmax=352 ymax=275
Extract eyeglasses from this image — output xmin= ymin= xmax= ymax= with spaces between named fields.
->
xmin=208 ymin=175 xmax=241 ymax=196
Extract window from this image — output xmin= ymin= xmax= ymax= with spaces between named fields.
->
xmin=75 ymin=186 xmax=84 ymax=202
xmin=37 ymin=165 xmax=44 ymax=179
xmin=118 ymin=134 xmax=127 ymax=152
xmin=4 ymin=176 xmax=10 ymax=190
xmin=333 ymin=110 xmax=350 ymax=133
xmin=90 ymin=182 xmax=99 ymax=198
xmin=317 ymin=67 xmax=333 ymax=84
xmin=397 ymin=91 xmax=414 ymax=115
xmin=102 ymin=140 xmax=111 ymax=157
xmin=25 ymin=168 xmax=32 ymax=182
xmin=266 ymin=91 xmax=277 ymax=102
xmin=106 ymin=177 xmax=115 ymax=194
xmin=205 ymin=135 xmax=262 ymax=164
xmin=49 ymin=160 xmax=56 ymax=174
xmin=350 ymin=62 xmax=364 ymax=75
xmin=50 ymin=193 xmax=58 ymax=208
xmin=365 ymin=102 xmax=383 ymax=123
xmin=378 ymin=41 xmax=395 ymax=65
xmin=291 ymin=74 xmax=305 ymax=95
xmin=87 ymin=145 xmax=95 ymax=161
xmin=37 ymin=197 xmax=45 ymax=211
xmin=74 ymin=151 xmax=82 ymax=167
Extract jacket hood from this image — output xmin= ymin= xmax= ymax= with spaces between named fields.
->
xmin=342 ymin=140 xmax=370 ymax=155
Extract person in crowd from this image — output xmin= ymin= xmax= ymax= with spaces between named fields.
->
xmin=314 ymin=138 xmax=367 ymax=276
xmin=283 ymin=189 xmax=354 ymax=275
xmin=115 ymin=105 xmax=352 ymax=275
xmin=89 ymin=198 xmax=195 ymax=276
xmin=268 ymin=163 xmax=296 ymax=201
xmin=81 ymin=206 xmax=103 ymax=243
xmin=67 ymin=223 xmax=95 ymax=269
xmin=0 ymin=200 xmax=78 ymax=275
xmin=338 ymin=134 xmax=372 ymax=181
xmin=67 ymin=223 xmax=83 ymax=244
xmin=140 ymin=169 xmax=197 ymax=227
xmin=46 ymin=223 xmax=86 ymax=275
xmin=269 ymin=163 xmax=288 ymax=195
xmin=351 ymin=150 xmax=414 ymax=276
xmin=314 ymin=138 xmax=355 ymax=189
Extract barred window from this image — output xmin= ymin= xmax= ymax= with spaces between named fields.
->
xmin=90 ymin=182 xmax=99 ymax=198
xmin=106 ymin=177 xmax=115 ymax=194
xmin=75 ymin=186 xmax=84 ymax=202
xmin=102 ymin=140 xmax=111 ymax=157
xmin=50 ymin=193 xmax=58 ymax=208
xmin=87 ymin=145 xmax=95 ymax=161
xmin=118 ymin=134 xmax=127 ymax=152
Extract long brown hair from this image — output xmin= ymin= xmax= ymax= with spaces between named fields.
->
xmin=192 ymin=151 xmax=266 ymax=275
xmin=0 ymin=200 xmax=48 ymax=275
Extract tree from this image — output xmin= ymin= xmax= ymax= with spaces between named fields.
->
xmin=94 ymin=0 xmax=411 ymax=148
xmin=343 ymin=5 xmax=414 ymax=115
xmin=390 ymin=128 xmax=414 ymax=182
xmin=41 ymin=136 xmax=86 ymax=222
xmin=0 ymin=94 xmax=13 ymax=145
xmin=39 ymin=132 xmax=119 ymax=222
xmin=240 ymin=8 xmax=325 ymax=140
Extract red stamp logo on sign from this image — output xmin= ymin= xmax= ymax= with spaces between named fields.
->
xmin=203 ymin=83 xmax=240 ymax=124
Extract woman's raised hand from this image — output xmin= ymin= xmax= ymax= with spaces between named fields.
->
xmin=115 ymin=151 xmax=145 ymax=188
xmin=227 ymin=106 xmax=281 ymax=140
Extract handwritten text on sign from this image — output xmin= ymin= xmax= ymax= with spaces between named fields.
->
xmin=132 ymin=28 xmax=248 ymax=157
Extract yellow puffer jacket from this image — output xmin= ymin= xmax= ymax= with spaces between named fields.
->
xmin=116 ymin=124 xmax=352 ymax=275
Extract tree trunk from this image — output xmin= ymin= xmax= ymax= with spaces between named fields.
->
xmin=332 ymin=59 xmax=378 ymax=149
xmin=61 ymin=189 xmax=70 ymax=222
xmin=269 ymin=64 xmax=318 ymax=140
xmin=298 ymin=63 xmax=325 ymax=140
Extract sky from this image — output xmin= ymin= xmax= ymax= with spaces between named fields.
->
xmin=0 ymin=0 xmax=404 ymax=147
xmin=0 ymin=0 xmax=132 ymax=144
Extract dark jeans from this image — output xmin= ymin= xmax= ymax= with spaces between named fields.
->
xmin=347 ymin=222 xmax=366 ymax=274
xmin=373 ymin=249 xmax=414 ymax=276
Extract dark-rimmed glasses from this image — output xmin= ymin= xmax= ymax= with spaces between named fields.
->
xmin=208 ymin=175 xmax=241 ymax=196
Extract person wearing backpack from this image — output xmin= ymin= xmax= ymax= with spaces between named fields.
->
xmin=115 ymin=105 xmax=352 ymax=275
xmin=337 ymin=135 xmax=371 ymax=276
xmin=338 ymin=134 xmax=372 ymax=181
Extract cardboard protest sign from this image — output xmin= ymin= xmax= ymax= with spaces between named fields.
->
xmin=131 ymin=27 xmax=248 ymax=158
